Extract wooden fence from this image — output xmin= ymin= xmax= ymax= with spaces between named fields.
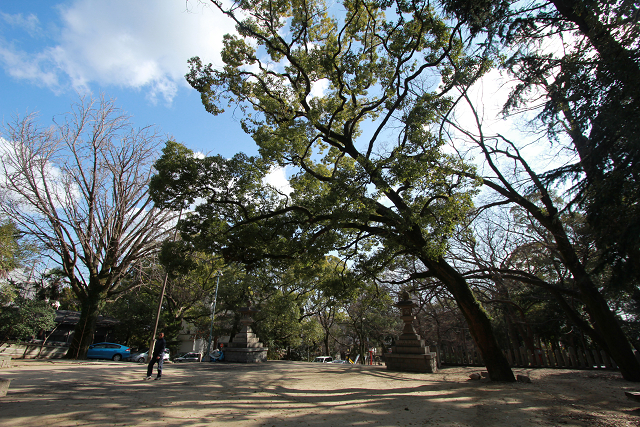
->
xmin=436 ymin=343 xmax=628 ymax=370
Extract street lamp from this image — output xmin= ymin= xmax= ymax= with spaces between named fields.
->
xmin=205 ymin=270 xmax=222 ymax=360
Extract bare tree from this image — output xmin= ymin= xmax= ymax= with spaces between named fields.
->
xmin=0 ymin=96 xmax=178 ymax=359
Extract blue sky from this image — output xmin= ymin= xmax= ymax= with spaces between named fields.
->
xmin=0 ymin=0 xmax=258 ymax=159
xmin=0 ymin=0 xmax=562 ymax=194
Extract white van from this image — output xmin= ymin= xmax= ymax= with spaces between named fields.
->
xmin=313 ymin=356 xmax=333 ymax=363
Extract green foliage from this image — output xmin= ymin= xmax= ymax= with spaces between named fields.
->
xmin=101 ymin=287 xmax=157 ymax=349
xmin=0 ymin=292 xmax=56 ymax=341
xmin=155 ymin=0 xmax=482 ymax=273
xmin=255 ymin=290 xmax=304 ymax=349
xmin=0 ymin=218 xmax=38 ymax=276
xmin=100 ymin=249 xmax=228 ymax=349
xmin=0 ymin=220 xmax=21 ymax=274
xmin=58 ymin=286 xmax=81 ymax=311
xmin=156 ymin=243 xmax=235 ymax=343
xmin=343 ymin=282 xmax=400 ymax=353
xmin=0 ymin=284 xmax=16 ymax=306
xmin=174 ymin=255 xmax=359 ymax=357
xmin=245 ymin=257 xmax=358 ymax=353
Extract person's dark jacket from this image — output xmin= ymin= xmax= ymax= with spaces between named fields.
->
xmin=153 ymin=337 xmax=166 ymax=358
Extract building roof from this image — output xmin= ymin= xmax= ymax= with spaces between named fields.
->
xmin=54 ymin=310 xmax=120 ymax=327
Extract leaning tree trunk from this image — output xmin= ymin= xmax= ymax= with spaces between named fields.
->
xmin=64 ymin=288 xmax=105 ymax=359
xmin=546 ymin=219 xmax=640 ymax=381
xmin=424 ymin=256 xmax=516 ymax=382
xmin=580 ymin=285 xmax=640 ymax=381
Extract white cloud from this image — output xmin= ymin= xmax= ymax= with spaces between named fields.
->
xmin=444 ymin=65 xmax=575 ymax=184
xmin=263 ymin=166 xmax=293 ymax=196
xmin=0 ymin=43 xmax=61 ymax=90
xmin=0 ymin=0 xmax=237 ymax=103
xmin=458 ymin=69 xmax=515 ymax=132
xmin=1 ymin=12 xmax=41 ymax=35
xmin=308 ymin=78 xmax=329 ymax=100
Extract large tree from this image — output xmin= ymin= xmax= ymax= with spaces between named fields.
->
xmin=0 ymin=96 xmax=177 ymax=359
xmin=510 ymin=0 xmax=640 ymax=286
xmin=433 ymin=0 xmax=640 ymax=380
xmin=443 ymin=103 xmax=640 ymax=379
xmin=442 ymin=0 xmax=640 ymax=323
xmin=152 ymin=0 xmax=515 ymax=380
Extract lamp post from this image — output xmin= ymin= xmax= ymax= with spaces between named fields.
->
xmin=205 ymin=270 xmax=222 ymax=360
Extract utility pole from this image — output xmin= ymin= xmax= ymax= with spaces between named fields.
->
xmin=205 ymin=270 xmax=222 ymax=361
xmin=147 ymin=210 xmax=182 ymax=362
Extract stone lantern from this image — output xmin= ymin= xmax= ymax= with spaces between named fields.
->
xmin=384 ymin=291 xmax=437 ymax=373
xmin=224 ymin=301 xmax=268 ymax=363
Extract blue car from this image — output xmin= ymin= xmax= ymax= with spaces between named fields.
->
xmin=87 ymin=342 xmax=131 ymax=361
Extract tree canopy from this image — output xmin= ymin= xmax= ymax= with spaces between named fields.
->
xmin=152 ymin=0 xmax=516 ymax=381
xmin=442 ymin=0 xmax=640 ymax=290
xmin=435 ymin=0 xmax=640 ymax=380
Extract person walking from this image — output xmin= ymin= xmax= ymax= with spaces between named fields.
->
xmin=146 ymin=332 xmax=166 ymax=380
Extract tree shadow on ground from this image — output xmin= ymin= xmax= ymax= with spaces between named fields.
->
xmin=0 ymin=360 xmax=637 ymax=427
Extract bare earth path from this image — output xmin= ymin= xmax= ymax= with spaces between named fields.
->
xmin=0 ymin=360 xmax=639 ymax=426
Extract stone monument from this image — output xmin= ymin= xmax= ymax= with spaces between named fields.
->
xmin=385 ymin=291 xmax=437 ymax=373
xmin=224 ymin=302 xmax=268 ymax=363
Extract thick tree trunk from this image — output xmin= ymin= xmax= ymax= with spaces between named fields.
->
xmin=486 ymin=164 xmax=640 ymax=381
xmin=526 ymin=210 xmax=640 ymax=380
xmin=64 ymin=288 xmax=105 ymax=359
xmin=549 ymin=274 xmax=640 ymax=381
xmin=424 ymin=256 xmax=515 ymax=382
xmin=324 ymin=333 xmax=330 ymax=356
xmin=580 ymin=286 xmax=640 ymax=381
xmin=546 ymin=219 xmax=640 ymax=381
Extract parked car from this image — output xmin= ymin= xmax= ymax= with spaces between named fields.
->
xmin=127 ymin=350 xmax=147 ymax=362
xmin=330 ymin=359 xmax=349 ymax=364
xmin=175 ymin=352 xmax=201 ymax=363
xmin=313 ymin=356 xmax=333 ymax=363
xmin=133 ymin=349 xmax=170 ymax=363
xmin=86 ymin=342 xmax=131 ymax=361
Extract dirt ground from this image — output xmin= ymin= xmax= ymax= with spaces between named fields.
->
xmin=0 ymin=360 xmax=639 ymax=427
